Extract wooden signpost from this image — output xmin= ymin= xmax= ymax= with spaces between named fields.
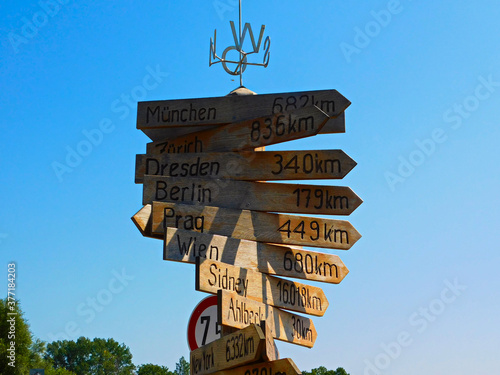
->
xmin=142 ymin=176 xmax=362 ymax=216
xmin=210 ymin=358 xmax=301 ymax=375
xmin=218 ymin=290 xmax=317 ymax=348
xmin=132 ymin=76 xmax=361 ymax=372
xmin=190 ymin=324 xmax=271 ymax=375
xmin=135 ymin=149 xmax=356 ymax=183
xmin=196 ymin=258 xmax=329 ymax=317
xmin=150 ymin=202 xmax=361 ymax=250
xmin=145 ymin=106 xmax=329 ymax=155
xmin=163 ymin=228 xmax=349 ymax=284
xmin=137 ymin=89 xmax=350 ymax=140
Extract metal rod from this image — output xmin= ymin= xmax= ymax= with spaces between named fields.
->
xmin=239 ymin=0 xmax=243 ymax=86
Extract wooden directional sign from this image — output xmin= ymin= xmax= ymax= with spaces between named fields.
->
xmin=145 ymin=106 xmax=329 ymax=156
xmin=196 ymin=258 xmax=329 ymax=317
xmin=143 ymin=176 xmax=362 ymax=216
xmin=135 ymin=149 xmax=356 ymax=183
xmin=211 ymin=358 xmax=300 ymax=375
xmin=137 ymin=89 xmax=350 ymax=140
xmin=190 ymin=324 xmax=269 ymax=375
xmin=164 ymin=228 xmax=349 ymax=284
xmin=142 ymin=113 xmax=344 ymax=142
xmin=218 ymin=290 xmax=317 ymax=348
xmin=152 ymin=202 xmax=361 ymax=250
xmin=131 ymin=204 xmax=163 ymax=239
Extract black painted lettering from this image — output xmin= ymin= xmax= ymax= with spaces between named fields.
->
xmin=197 ymin=243 xmax=207 ymax=258
xmin=207 ymin=107 xmax=216 ymax=120
xmin=209 ymin=245 xmax=219 ymax=260
xmin=180 ymin=163 xmax=189 ymax=177
xmin=298 ymin=116 xmax=314 ymax=131
xmin=189 ymin=103 xmax=197 ymax=121
xmin=181 ymin=186 xmax=190 ymax=201
xmin=334 ymin=229 xmax=348 ymax=243
xmin=333 ymin=196 xmax=349 ymax=209
xmin=324 ymin=159 xmax=341 ymax=173
xmin=199 ymin=162 xmax=209 ymax=176
xmin=180 ymin=109 xmax=187 ymax=121
xmin=169 ymin=163 xmax=179 ymax=176
xmin=201 ymin=187 xmax=212 ymax=203
xmin=155 ymin=181 xmax=167 ymax=200
xmin=146 ymin=106 xmax=160 ymax=123
xmin=145 ymin=158 xmax=159 ymax=175
xmin=176 ymin=234 xmax=192 ymax=255
xmin=210 ymin=162 xmax=220 ymax=176
xmin=209 ymin=263 xmax=217 ymax=286
xmin=320 ymin=99 xmax=335 ymax=113
xmin=171 ymin=109 xmax=180 ymax=122
xmin=170 ymin=186 xmax=180 ymax=200
xmin=194 ymin=136 xmax=203 ymax=152
xmin=199 ymin=107 xmax=206 ymax=120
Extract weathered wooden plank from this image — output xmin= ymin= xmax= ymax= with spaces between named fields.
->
xmin=218 ymin=290 xmax=317 ymax=348
xmin=143 ymin=176 xmax=362 ymax=216
xmin=260 ymin=320 xmax=279 ymax=362
xmin=196 ymin=258 xmax=329 ymax=316
xmin=211 ymin=358 xmax=300 ymax=375
xmin=145 ymin=107 xmax=329 ymax=155
xmin=190 ymin=324 xmax=267 ymax=375
xmin=137 ymin=89 xmax=349 ymax=138
xmin=135 ymin=149 xmax=356 ymax=183
xmin=131 ymin=204 xmax=162 ymax=239
xmin=164 ymin=228 xmax=349 ymax=284
xmin=153 ymin=202 xmax=360 ymax=250
xmin=140 ymin=112 xmax=345 ymax=141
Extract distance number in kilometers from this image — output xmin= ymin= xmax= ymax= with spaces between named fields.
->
xmin=271 ymin=94 xmax=335 ymax=114
xmin=278 ymin=219 xmax=349 ymax=244
xmin=250 ymin=114 xmax=315 ymax=143
xmin=271 ymin=153 xmax=341 ymax=176
xmin=244 ymin=366 xmax=289 ymax=375
xmin=225 ymin=332 xmax=254 ymax=362
xmin=293 ymin=188 xmax=349 ymax=210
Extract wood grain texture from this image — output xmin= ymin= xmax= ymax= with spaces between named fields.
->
xmin=164 ymin=228 xmax=349 ymax=284
xmin=260 ymin=320 xmax=279 ymax=362
xmin=218 ymin=290 xmax=317 ymax=348
xmin=137 ymin=89 xmax=349 ymax=138
xmin=211 ymin=358 xmax=300 ymax=375
xmin=190 ymin=324 xmax=266 ymax=375
xmin=131 ymin=204 xmax=162 ymax=239
xmin=140 ymin=112 xmax=345 ymax=141
xmin=145 ymin=106 xmax=329 ymax=155
xmin=153 ymin=202 xmax=361 ymax=250
xmin=143 ymin=176 xmax=362 ymax=216
xmin=196 ymin=258 xmax=329 ymax=316
xmin=135 ymin=150 xmax=356 ymax=183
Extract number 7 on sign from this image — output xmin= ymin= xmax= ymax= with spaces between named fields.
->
xmin=200 ymin=315 xmax=221 ymax=346
xmin=187 ymin=295 xmax=221 ymax=351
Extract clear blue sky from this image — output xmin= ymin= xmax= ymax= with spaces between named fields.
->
xmin=1 ymin=1 xmax=500 ymax=374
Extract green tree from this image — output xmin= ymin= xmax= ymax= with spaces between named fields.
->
xmin=45 ymin=337 xmax=135 ymax=375
xmin=137 ymin=363 xmax=174 ymax=375
xmin=303 ymin=366 xmax=349 ymax=375
xmin=174 ymin=356 xmax=190 ymax=375
xmin=0 ymin=297 xmax=40 ymax=375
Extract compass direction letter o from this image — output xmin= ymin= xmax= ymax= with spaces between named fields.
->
xmin=222 ymin=46 xmax=248 ymax=75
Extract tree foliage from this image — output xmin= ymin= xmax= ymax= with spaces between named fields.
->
xmin=0 ymin=297 xmax=42 ymax=375
xmin=45 ymin=337 xmax=135 ymax=375
xmin=174 ymin=356 xmax=190 ymax=375
xmin=302 ymin=366 xmax=350 ymax=375
xmin=137 ymin=363 xmax=174 ymax=375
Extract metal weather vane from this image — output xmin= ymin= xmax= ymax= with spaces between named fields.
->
xmin=209 ymin=0 xmax=270 ymax=87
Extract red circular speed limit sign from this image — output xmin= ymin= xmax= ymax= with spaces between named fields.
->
xmin=187 ymin=295 xmax=221 ymax=351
